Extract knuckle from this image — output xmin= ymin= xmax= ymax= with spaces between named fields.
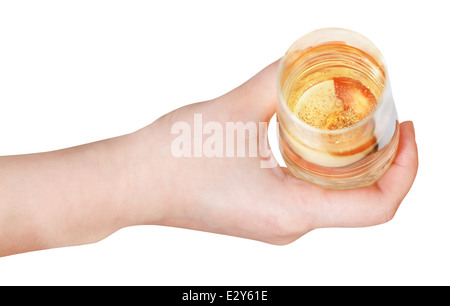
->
xmin=382 ymin=203 xmax=398 ymax=223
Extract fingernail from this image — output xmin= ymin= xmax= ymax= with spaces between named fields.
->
xmin=407 ymin=120 xmax=415 ymax=138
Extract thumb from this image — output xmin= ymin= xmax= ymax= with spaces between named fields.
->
xmin=222 ymin=59 xmax=281 ymax=123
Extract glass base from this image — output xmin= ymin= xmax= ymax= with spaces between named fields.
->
xmin=279 ymin=122 xmax=400 ymax=190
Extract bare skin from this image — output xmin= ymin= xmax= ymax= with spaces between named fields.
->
xmin=0 ymin=60 xmax=418 ymax=257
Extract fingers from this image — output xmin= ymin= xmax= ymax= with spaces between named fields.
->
xmin=291 ymin=121 xmax=418 ymax=229
xmin=375 ymin=121 xmax=418 ymax=202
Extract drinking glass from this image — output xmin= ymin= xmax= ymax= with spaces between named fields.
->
xmin=277 ymin=28 xmax=399 ymax=189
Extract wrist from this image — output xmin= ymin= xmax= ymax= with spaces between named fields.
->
xmin=120 ymin=121 xmax=174 ymax=228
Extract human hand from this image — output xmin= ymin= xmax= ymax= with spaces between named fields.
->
xmin=131 ymin=60 xmax=419 ymax=245
xmin=0 ymin=60 xmax=418 ymax=257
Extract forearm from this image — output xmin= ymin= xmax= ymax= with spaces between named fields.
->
xmin=0 ymin=130 xmax=159 ymax=256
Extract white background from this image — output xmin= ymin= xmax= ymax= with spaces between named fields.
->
xmin=0 ymin=0 xmax=448 ymax=285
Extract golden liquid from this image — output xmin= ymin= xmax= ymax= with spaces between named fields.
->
xmin=295 ymin=77 xmax=377 ymax=130
xmin=283 ymin=43 xmax=386 ymax=130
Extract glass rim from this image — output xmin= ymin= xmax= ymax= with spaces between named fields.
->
xmin=276 ymin=27 xmax=390 ymax=135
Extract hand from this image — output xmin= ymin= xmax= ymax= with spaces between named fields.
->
xmin=132 ymin=60 xmax=419 ymax=245
xmin=0 ymin=60 xmax=418 ymax=257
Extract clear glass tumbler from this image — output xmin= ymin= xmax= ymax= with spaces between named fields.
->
xmin=277 ymin=28 xmax=399 ymax=189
